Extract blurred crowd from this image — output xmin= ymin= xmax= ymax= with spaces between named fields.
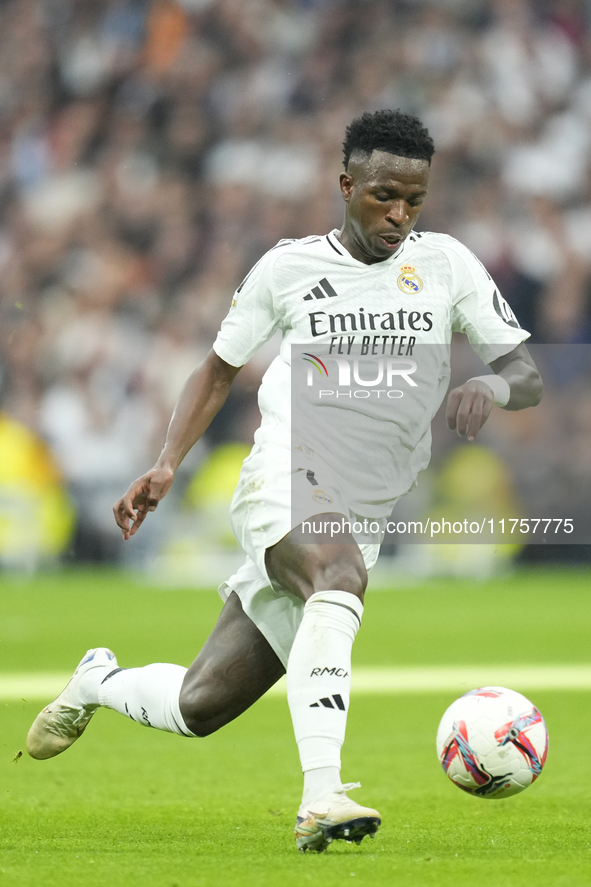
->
xmin=0 ymin=0 xmax=590 ymax=563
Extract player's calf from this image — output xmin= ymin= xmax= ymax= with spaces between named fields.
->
xmin=178 ymin=590 xmax=286 ymax=735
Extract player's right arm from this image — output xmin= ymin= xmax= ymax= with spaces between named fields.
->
xmin=115 ymin=244 xmax=280 ymax=539
xmin=113 ymin=349 xmax=241 ymax=540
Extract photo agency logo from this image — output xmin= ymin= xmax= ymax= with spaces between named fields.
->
xmin=301 ymin=351 xmax=418 ymax=400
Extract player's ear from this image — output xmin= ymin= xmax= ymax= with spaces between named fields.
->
xmin=339 ymin=171 xmax=354 ymax=203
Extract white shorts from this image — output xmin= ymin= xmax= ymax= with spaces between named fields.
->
xmin=218 ymin=435 xmax=385 ymax=667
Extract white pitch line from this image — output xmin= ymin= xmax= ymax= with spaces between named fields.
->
xmin=0 ymin=673 xmax=72 ymax=701
xmin=351 ymin=664 xmax=591 ymax=693
xmin=3 ymin=665 xmax=591 ymax=701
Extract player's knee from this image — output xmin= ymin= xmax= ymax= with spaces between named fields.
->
xmin=312 ymin=554 xmax=368 ymax=600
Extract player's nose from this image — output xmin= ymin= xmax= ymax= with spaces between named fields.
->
xmin=385 ymin=200 xmax=408 ymax=225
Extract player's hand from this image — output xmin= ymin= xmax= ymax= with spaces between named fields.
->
xmin=446 ymin=380 xmax=494 ymax=442
xmin=113 ymin=465 xmax=175 ymax=540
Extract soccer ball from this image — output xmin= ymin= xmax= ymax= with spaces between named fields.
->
xmin=436 ymin=687 xmax=549 ymax=799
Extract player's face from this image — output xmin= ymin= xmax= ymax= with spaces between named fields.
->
xmin=337 ymin=151 xmax=430 ymax=264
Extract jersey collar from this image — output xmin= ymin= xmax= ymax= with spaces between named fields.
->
xmin=326 ymin=229 xmax=408 ymax=264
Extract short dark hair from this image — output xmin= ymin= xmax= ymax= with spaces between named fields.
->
xmin=343 ymin=109 xmax=435 ymax=169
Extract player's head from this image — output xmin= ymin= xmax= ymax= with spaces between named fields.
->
xmin=338 ymin=110 xmax=434 ymax=265
xmin=342 ymin=109 xmax=435 ymax=171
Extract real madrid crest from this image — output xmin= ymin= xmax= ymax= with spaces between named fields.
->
xmin=397 ymin=263 xmax=423 ymax=294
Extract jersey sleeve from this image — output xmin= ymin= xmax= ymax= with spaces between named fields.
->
xmin=212 ymin=249 xmax=281 ymax=367
xmin=448 ymin=241 xmax=530 ymax=364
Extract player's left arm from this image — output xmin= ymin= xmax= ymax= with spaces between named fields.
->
xmin=446 ymin=343 xmax=542 ymax=442
xmin=487 ymin=342 xmax=543 ymax=410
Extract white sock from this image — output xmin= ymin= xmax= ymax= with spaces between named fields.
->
xmin=287 ymin=590 xmax=363 ymax=797
xmin=302 ymin=765 xmax=342 ymax=807
xmin=77 ymin=664 xmax=115 ymax=706
xmin=97 ymin=664 xmax=195 ymax=737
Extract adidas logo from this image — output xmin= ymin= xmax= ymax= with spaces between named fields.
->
xmin=303 ymin=278 xmax=339 ymax=301
xmin=310 ymin=694 xmax=346 ymax=710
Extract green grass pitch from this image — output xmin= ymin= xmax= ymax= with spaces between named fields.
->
xmin=1 ymin=566 xmax=591 ymax=887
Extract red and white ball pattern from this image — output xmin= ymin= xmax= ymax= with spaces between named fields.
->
xmin=436 ymin=687 xmax=549 ymax=799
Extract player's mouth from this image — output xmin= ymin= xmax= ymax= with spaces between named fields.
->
xmin=378 ymin=234 xmax=402 ymax=250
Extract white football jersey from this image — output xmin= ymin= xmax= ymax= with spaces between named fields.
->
xmin=213 ymin=229 xmax=529 ymax=515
